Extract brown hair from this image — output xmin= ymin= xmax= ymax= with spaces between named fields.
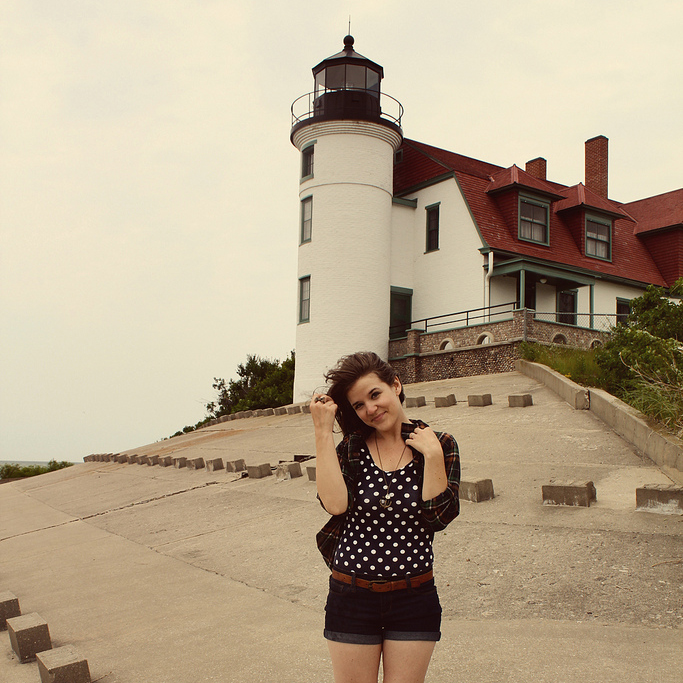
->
xmin=324 ymin=351 xmax=405 ymax=437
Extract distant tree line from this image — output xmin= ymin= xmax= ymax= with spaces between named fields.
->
xmin=0 ymin=460 xmax=74 ymax=481
xmin=170 ymin=352 xmax=295 ymax=437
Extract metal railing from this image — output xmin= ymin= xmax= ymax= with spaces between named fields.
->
xmin=390 ymin=301 xmax=517 ymax=337
xmin=390 ymin=304 xmax=624 ymax=339
xmin=533 ymin=311 xmax=622 ymax=331
xmin=291 ymin=90 xmax=404 ymax=128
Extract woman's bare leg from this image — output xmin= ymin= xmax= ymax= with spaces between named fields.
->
xmin=381 ymin=640 xmax=436 ymax=683
xmin=327 ymin=641 xmax=382 ymax=683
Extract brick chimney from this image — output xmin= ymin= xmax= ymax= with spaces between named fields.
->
xmin=525 ymin=157 xmax=547 ymax=180
xmin=585 ymin=135 xmax=608 ymax=198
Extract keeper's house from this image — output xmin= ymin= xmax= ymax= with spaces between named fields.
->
xmin=290 ymin=36 xmax=683 ymax=400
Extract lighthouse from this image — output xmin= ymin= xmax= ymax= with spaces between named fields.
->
xmin=290 ymin=36 xmax=404 ymax=401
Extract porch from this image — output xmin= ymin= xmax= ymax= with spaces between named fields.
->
xmin=388 ymin=307 xmax=613 ymax=384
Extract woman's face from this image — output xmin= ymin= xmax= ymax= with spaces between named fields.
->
xmin=346 ymin=372 xmax=405 ymax=433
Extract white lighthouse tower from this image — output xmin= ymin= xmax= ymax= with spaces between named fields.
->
xmin=290 ymin=36 xmax=404 ymax=401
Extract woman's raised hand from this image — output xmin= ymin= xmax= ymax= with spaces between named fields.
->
xmin=310 ymin=393 xmax=337 ymax=432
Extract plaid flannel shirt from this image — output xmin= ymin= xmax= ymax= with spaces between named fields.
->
xmin=316 ymin=419 xmax=460 ymax=569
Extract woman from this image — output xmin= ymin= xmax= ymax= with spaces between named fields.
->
xmin=310 ymin=352 xmax=460 ymax=683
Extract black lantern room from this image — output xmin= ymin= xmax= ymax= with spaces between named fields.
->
xmin=291 ymin=36 xmax=402 ymax=139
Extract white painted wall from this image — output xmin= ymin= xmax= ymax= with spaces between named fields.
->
xmin=390 ymin=202 xmax=415 ymax=292
xmin=408 ymin=178 xmax=486 ymax=324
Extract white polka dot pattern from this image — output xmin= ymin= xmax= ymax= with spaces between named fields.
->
xmin=333 ymin=449 xmax=433 ymax=578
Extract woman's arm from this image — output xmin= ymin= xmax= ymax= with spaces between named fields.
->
xmin=311 ymin=395 xmax=349 ymax=515
xmin=408 ymin=427 xmax=460 ymax=531
xmin=407 ymin=426 xmax=448 ymax=501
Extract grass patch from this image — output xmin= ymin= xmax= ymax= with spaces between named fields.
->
xmin=519 ymin=342 xmax=606 ymax=388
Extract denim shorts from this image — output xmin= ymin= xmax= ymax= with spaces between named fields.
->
xmin=324 ymin=575 xmax=442 ymax=645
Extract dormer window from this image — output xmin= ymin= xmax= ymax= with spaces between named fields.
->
xmin=585 ymin=215 xmax=611 ymax=260
xmin=519 ymin=196 xmax=549 ymax=245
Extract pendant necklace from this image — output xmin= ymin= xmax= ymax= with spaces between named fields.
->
xmin=375 ymin=433 xmax=408 ymax=509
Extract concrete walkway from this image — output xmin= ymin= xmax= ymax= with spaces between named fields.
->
xmin=1 ymin=371 xmax=681 ymax=682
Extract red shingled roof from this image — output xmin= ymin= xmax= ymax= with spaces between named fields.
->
xmin=487 ymin=165 xmax=565 ymax=199
xmin=624 ymin=188 xmax=683 ymax=235
xmin=394 ymin=138 xmax=669 ymax=287
xmin=555 ymin=183 xmax=630 ymax=219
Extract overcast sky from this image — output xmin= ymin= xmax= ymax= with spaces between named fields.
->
xmin=1 ymin=1 xmax=681 ymax=462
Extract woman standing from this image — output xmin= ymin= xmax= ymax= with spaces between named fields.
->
xmin=310 ymin=352 xmax=460 ymax=683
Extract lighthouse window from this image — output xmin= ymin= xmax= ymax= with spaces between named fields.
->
xmin=425 ymin=203 xmax=440 ymax=253
xmin=326 ymin=65 xmax=345 ymax=90
xmin=299 ymin=276 xmax=311 ymax=323
xmin=367 ymin=69 xmax=380 ymax=95
xmin=315 ymin=65 xmax=380 ymax=95
xmin=301 ymin=145 xmax=314 ymax=179
xmin=300 ymin=196 xmax=312 ymax=243
xmin=346 ymin=65 xmax=366 ymax=90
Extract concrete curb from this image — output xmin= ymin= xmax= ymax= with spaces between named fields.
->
xmin=589 ymin=388 xmax=683 ymax=473
xmin=515 ymin=359 xmax=588 ymax=409
xmin=516 ymin=359 xmax=683 ymax=476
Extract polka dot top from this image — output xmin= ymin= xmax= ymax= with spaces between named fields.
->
xmin=332 ymin=447 xmax=434 ymax=579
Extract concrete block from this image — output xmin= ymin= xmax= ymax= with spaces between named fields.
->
xmin=137 ymin=455 xmax=149 ymax=465
xmin=247 ymin=463 xmax=272 ymax=479
xmin=636 ymin=484 xmax=683 ymax=515
xmin=434 ymin=396 xmax=452 ymax=408
xmin=0 ymin=591 xmax=21 ymax=630
xmin=542 ymin=481 xmax=596 ymax=507
xmin=508 ymin=394 xmax=533 ymax=408
xmin=405 ymin=396 xmax=426 ymax=408
xmin=126 ymin=454 xmax=138 ymax=464
xmin=117 ymin=454 xmax=128 ymax=463
xmin=460 ymin=479 xmax=495 ymax=502
xmin=225 ymin=459 xmax=246 ymax=472
xmin=205 ymin=458 xmax=224 ymax=472
xmin=468 ymin=394 xmax=492 ymax=407
xmin=307 ymin=466 xmax=317 ymax=481
xmin=243 ymin=411 xmax=254 ymax=418
xmin=146 ymin=455 xmax=159 ymax=466
xmin=7 ymin=612 xmax=51 ymax=662
xmin=276 ymin=462 xmax=303 ymax=481
xmin=37 ymin=645 xmax=91 ymax=683
xmin=302 ymin=404 xmax=311 ymax=414
xmin=287 ymin=406 xmax=302 ymax=415
xmin=274 ymin=407 xmax=287 ymax=415
xmin=158 ymin=456 xmax=173 ymax=467
xmin=262 ymin=408 xmax=275 ymax=416
xmin=447 ymin=394 xmax=457 ymax=406
xmin=173 ymin=457 xmax=187 ymax=468
xmin=186 ymin=457 xmax=205 ymax=470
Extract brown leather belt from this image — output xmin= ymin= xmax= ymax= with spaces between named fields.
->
xmin=331 ymin=569 xmax=433 ymax=593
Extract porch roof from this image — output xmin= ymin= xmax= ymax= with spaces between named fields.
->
xmin=490 ymin=258 xmax=596 ymax=287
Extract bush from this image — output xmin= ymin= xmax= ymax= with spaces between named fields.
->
xmin=0 ymin=460 xmax=73 ymax=480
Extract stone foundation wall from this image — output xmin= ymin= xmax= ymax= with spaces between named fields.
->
xmin=388 ymin=309 xmax=610 ymax=384
xmin=391 ymin=341 xmax=521 ymax=384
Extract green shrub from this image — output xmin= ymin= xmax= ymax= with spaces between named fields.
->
xmin=0 ymin=459 xmax=73 ymax=480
